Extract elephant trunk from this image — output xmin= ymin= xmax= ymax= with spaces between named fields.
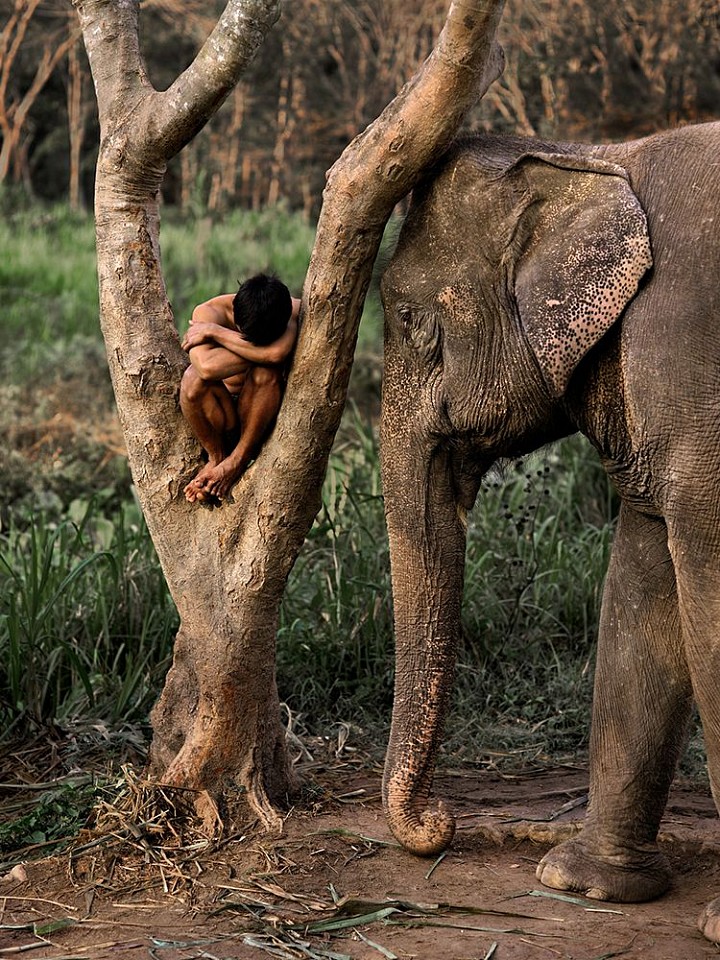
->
xmin=384 ymin=770 xmax=456 ymax=856
xmin=381 ymin=423 xmax=467 ymax=856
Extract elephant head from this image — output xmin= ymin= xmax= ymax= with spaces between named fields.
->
xmin=380 ymin=136 xmax=652 ymax=855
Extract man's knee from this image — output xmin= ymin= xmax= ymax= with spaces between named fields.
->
xmin=180 ymin=364 xmax=207 ymax=404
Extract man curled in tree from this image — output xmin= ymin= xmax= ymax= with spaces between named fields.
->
xmin=180 ymin=273 xmax=300 ymax=503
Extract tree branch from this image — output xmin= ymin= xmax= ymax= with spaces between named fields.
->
xmin=147 ymin=0 xmax=282 ymax=161
xmin=257 ymin=0 xmax=506 ymax=490
xmin=72 ymin=0 xmax=153 ymax=127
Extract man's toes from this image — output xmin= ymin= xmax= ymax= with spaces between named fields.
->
xmin=185 ymin=476 xmax=214 ymax=503
xmin=215 ymin=480 xmax=233 ymax=500
xmin=200 ymin=473 xmax=222 ymax=493
xmin=205 ymin=474 xmax=227 ymax=498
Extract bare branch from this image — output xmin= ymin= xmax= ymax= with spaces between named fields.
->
xmin=0 ymin=2 xmax=80 ymax=182
xmin=148 ymin=0 xmax=282 ymax=160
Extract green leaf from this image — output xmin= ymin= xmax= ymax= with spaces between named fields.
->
xmin=294 ymin=906 xmax=401 ymax=934
xmin=33 ymin=917 xmax=77 ymax=936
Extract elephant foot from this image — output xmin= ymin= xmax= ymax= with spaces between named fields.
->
xmin=698 ymin=896 xmax=720 ymax=944
xmin=536 ymin=836 xmax=671 ymax=903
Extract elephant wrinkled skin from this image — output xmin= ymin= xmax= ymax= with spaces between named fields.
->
xmin=380 ymin=121 xmax=720 ymax=944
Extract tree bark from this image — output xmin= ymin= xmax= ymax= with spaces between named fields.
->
xmin=74 ymin=0 xmax=506 ymax=829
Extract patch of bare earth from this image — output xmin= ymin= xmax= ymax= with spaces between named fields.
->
xmin=1 ymin=760 xmax=719 ymax=960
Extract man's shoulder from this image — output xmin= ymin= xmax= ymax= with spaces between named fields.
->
xmin=204 ymin=293 xmax=236 ymax=316
xmin=194 ymin=294 xmax=236 ymax=327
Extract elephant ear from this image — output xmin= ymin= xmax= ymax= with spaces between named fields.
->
xmin=512 ymin=152 xmax=652 ymax=397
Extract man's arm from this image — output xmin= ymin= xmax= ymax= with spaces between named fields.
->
xmin=181 ymin=299 xmax=246 ymax=380
xmin=182 ymin=316 xmax=298 ymax=366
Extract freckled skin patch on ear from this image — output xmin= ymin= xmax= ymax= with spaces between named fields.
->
xmin=516 ymin=165 xmax=653 ymax=397
xmin=437 ymin=286 xmax=455 ymax=309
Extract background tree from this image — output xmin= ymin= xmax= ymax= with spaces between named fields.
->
xmin=0 ymin=0 xmax=78 ymax=186
xmin=3 ymin=0 xmax=719 ymax=210
xmin=72 ymin=0 xmax=506 ymax=826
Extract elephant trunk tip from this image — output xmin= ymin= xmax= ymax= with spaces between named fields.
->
xmin=386 ymin=796 xmax=456 ymax=857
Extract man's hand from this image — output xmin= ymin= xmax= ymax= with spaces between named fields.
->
xmin=182 ymin=322 xmax=223 ymax=353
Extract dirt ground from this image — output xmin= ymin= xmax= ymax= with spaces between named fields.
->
xmin=2 ymin=763 xmax=720 ymax=960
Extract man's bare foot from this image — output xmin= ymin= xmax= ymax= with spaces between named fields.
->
xmin=185 ymin=458 xmax=246 ymax=503
xmin=185 ymin=463 xmax=222 ymax=503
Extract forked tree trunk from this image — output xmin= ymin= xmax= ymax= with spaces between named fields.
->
xmin=74 ymin=0 xmax=506 ymax=829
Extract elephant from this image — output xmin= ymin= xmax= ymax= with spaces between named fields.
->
xmin=379 ymin=120 xmax=720 ymax=944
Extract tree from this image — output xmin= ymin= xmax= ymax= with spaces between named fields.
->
xmin=0 ymin=0 xmax=78 ymax=185
xmin=73 ymin=0 xmax=506 ymax=829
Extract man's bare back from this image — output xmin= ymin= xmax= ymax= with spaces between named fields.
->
xmin=179 ymin=276 xmax=300 ymax=503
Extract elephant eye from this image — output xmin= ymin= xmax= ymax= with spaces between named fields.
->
xmin=397 ymin=303 xmax=413 ymax=327
xmin=398 ymin=302 xmax=443 ymax=362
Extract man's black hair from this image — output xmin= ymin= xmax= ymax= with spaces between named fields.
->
xmin=233 ymin=273 xmax=292 ymax=346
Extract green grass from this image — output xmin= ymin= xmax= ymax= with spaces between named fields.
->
xmin=0 ymin=498 xmax=177 ymax=735
xmin=0 ymin=199 xmax=386 ymax=382
xmin=278 ymin=412 xmax=394 ymax=726
xmin=453 ymin=442 xmax=614 ymax=760
xmin=4 ymin=198 xmax=704 ymax=781
xmin=0 ymin=203 xmax=99 ymax=381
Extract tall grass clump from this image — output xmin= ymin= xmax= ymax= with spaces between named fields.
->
xmin=278 ymin=413 xmax=393 ymax=730
xmin=450 ymin=436 xmax=616 ymax=761
xmin=0 ymin=498 xmax=177 ymax=737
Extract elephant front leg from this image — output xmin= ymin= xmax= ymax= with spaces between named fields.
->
xmin=381 ymin=440 xmax=468 ymax=856
xmin=538 ymin=505 xmax=693 ymax=901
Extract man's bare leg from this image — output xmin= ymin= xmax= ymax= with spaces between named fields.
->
xmin=180 ymin=365 xmax=239 ymax=502
xmin=192 ymin=365 xmax=283 ymax=501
